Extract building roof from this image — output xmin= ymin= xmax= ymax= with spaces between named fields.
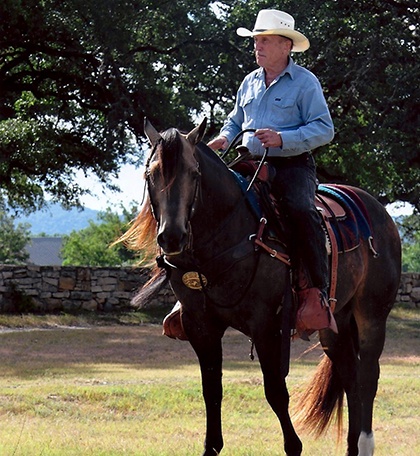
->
xmin=25 ymin=237 xmax=63 ymax=266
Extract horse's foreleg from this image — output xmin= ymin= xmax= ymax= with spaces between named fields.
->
xmin=200 ymin=345 xmax=223 ymax=456
xmin=255 ymin=334 xmax=302 ymax=456
xmin=186 ymin=326 xmax=224 ymax=456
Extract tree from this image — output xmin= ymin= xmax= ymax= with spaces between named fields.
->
xmin=60 ymin=205 xmax=139 ymax=266
xmin=0 ymin=210 xmax=31 ymax=264
xmin=0 ymin=0 xmax=227 ymax=211
xmin=396 ymin=212 xmax=420 ymax=272
xmin=1 ymin=0 xmax=419 ymax=213
xmin=304 ymin=0 xmax=420 ymax=208
xmin=400 ymin=240 xmax=420 ymax=272
xmin=222 ymin=0 xmax=420 ymax=208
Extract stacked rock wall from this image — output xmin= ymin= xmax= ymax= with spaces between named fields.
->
xmin=396 ymin=272 xmax=420 ymax=307
xmin=1 ymin=265 xmax=419 ymax=312
xmin=0 ymin=265 xmax=176 ymax=312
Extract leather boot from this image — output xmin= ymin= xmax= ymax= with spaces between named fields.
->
xmin=295 ymin=287 xmax=338 ymax=340
xmin=162 ymin=301 xmax=189 ymax=341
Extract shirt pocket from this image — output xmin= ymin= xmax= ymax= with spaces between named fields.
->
xmin=270 ymin=97 xmax=299 ymax=126
xmin=239 ymin=95 xmax=255 ymax=121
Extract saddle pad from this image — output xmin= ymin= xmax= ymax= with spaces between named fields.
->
xmin=325 ymin=184 xmax=374 ymax=239
xmin=317 ymin=184 xmax=373 ymax=253
xmin=230 ymin=169 xmax=263 ymax=218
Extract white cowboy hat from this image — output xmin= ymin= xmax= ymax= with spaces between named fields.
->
xmin=237 ymin=9 xmax=310 ymax=52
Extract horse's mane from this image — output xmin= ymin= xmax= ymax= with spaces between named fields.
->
xmin=158 ymin=129 xmax=228 ymax=185
xmin=196 ymin=141 xmax=229 ymax=168
xmin=156 ymin=128 xmax=183 ymax=190
xmin=116 ymin=199 xmax=157 ymax=260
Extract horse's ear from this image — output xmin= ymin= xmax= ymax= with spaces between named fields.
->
xmin=186 ymin=118 xmax=207 ymax=146
xmin=144 ymin=118 xmax=162 ymax=146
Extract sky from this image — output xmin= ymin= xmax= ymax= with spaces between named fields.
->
xmin=386 ymin=201 xmax=413 ymax=218
xmin=77 ymin=162 xmax=414 ymax=219
xmin=75 ymin=163 xmax=145 ymax=212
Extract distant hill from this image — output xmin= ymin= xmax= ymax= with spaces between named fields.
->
xmin=15 ymin=204 xmax=100 ymax=236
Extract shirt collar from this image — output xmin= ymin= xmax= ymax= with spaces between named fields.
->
xmin=283 ymin=57 xmax=295 ymax=79
xmin=256 ymin=57 xmax=295 ymax=82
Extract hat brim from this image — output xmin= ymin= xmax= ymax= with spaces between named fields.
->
xmin=236 ymin=27 xmax=310 ymax=52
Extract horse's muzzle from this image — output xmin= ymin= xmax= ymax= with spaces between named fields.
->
xmin=157 ymin=224 xmax=189 ymax=256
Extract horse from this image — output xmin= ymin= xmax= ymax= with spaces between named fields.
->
xmin=124 ymin=118 xmax=401 ymax=456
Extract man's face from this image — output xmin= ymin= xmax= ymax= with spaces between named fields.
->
xmin=254 ymin=35 xmax=292 ymax=69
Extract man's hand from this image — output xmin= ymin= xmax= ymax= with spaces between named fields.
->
xmin=207 ymin=136 xmax=229 ymax=150
xmin=255 ymin=129 xmax=282 ymax=148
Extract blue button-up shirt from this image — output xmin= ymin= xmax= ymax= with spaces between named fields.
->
xmin=220 ymin=58 xmax=334 ymax=157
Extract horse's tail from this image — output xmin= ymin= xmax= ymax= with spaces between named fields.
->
xmin=293 ymin=354 xmax=344 ymax=438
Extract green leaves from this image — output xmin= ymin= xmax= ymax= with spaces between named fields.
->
xmin=1 ymin=0 xmax=419 ymax=212
xmin=60 ymin=206 xmax=138 ymax=266
xmin=0 ymin=211 xmax=31 ymax=264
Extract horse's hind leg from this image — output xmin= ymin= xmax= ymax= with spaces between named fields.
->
xmin=254 ymin=333 xmax=303 ymax=456
xmin=319 ymin=312 xmax=362 ymax=456
xmin=354 ymin=309 xmax=390 ymax=456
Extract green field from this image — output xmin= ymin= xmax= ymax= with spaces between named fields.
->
xmin=0 ymin=306 xmax=418 ymax=456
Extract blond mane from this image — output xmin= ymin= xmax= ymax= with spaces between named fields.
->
xmin=115 ymin=199 xmax=158 ymax=264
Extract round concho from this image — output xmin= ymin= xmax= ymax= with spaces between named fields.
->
xmin=182 ymin=271 xmax=208 ymax=290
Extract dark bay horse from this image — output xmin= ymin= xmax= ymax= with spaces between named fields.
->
xmin=125 ymin=118 xmax=401 ymax=456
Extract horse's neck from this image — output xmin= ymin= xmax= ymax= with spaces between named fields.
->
xmin=193 ymin=146 xmax=256 ymax=245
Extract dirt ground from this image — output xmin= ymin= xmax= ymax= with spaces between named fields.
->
xmin=0 ymin=316 xmax=418 ymax=370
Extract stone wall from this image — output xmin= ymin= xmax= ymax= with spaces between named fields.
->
xmin=0 ymin=265 xmax=419 ymax=313
xmin=396 ymin=272 xmax=420 ymax=307
xmin=0 ymin=265 xmax=176 ymax=313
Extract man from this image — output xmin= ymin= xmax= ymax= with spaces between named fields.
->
xmin=208 ymin=9 xmax=337 ymax=336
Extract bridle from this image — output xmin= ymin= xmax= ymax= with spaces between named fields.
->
xmin=144 ymin=136 xmax=202 ymax=251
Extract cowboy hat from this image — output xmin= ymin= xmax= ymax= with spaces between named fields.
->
xmin=237 ymin=10 xmax=310 ymax=52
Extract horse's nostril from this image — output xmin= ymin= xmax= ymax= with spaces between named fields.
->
xmin=157 ymin=228 xmax=188 ymax=255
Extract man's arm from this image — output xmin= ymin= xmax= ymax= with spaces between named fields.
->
xmin=280 ymin=82 xmax=334 ymax=154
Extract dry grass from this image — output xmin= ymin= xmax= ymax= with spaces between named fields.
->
xmin=0 ymin=305 xmax=418 ymax=455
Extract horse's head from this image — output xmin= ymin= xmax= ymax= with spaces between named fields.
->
xmin=144 ymin=118 xmax=207 ymax=255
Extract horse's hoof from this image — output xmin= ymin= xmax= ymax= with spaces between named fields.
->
xmin=201 ymin=446 xmax=222 ymax=456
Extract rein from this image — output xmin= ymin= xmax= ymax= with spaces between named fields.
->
xmin=218 ymin=128 xmax=268 ymax=192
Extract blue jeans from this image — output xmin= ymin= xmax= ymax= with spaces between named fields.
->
xmin=268 ymin=153 xmax=329 ymax=291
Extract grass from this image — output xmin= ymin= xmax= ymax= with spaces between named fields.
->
xmin=0 ymin=303 xmax=418 ymax=455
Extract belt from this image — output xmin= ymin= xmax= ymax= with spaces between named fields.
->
xmin=266 ymin=152 xmax=310 ymax=166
